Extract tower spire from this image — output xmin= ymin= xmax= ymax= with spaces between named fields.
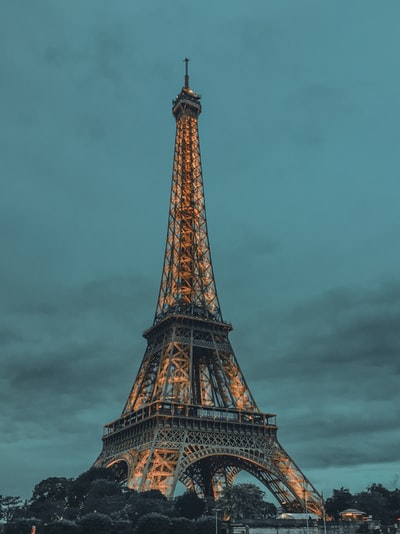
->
xmin=184 ymin=57 xmax=190 ymax=88
xmin=155 ymin=60 xmax=220 ymax=323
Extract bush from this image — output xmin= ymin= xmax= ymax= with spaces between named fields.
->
xmin=195 ymin=516 xmax=215 ymax=534
xmin=5 ymin=518 xmax=42 ymax=534
xmin=77 ymin=512 xmax=112 ymax=534
xmin=170 ymin=516 xmax=194 ymax=534
xmin=110 ymin=519 xmax=131 ymax=534
xmin=135 ymin=512 xmax=172 ymax=534
xmin=175 ymin=492 xmax=205 ymax=519
xmin=43 ymin=520 xmax=78 ymax=534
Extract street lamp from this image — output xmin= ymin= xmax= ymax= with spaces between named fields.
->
xmin=303 ymin=482 xmax=309 ymax=534
xmin=214 ymin=508 xmax=221 ymax=534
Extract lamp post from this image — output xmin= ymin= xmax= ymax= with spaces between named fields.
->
xmin=322 ymin=494 xmax=327 ymax=534
xmin=214 ymin=508 xmax=221 ymax=534
xmin=304 ymin=482 xmax=309 ymax=534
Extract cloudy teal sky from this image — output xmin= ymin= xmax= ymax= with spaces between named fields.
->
xmin=1 ymin=1 xmax=399 ymax=500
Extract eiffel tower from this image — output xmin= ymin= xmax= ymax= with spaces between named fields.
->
xmin=95 ymin=60 xmax=323 ymax=515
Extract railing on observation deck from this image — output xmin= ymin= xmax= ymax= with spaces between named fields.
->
xmin=103 ymin=402 xmax=277 ymax=436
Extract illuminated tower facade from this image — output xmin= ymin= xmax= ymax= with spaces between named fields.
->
xmin=95 ymin=61 xmax=322 ymax=515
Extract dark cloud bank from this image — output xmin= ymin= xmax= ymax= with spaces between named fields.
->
xmin=1 ymin=0 xmax=400 ymax=502
xmin=1 ymin=275 xmax=399 ymax=497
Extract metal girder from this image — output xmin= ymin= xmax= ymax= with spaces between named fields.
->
xmin=120 ymin=317 xmax=257 ymax=414
xmin=96 ymin=417 xmax=322 ymax=515
xmin=155 ymin=88 xmax=221 ymax=324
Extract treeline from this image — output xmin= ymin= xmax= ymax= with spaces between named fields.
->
xmin=0 ymin=468 xmax=214 ymax=534
xmin=325 ymin=485 xmax=400 ymax=523
xmin=1 ymin=469 xmax=400 ymax=534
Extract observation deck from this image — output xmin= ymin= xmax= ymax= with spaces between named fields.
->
xmin=103 ymin=401 xmax=277 ymax=439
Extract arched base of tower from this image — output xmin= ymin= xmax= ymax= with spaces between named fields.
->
xmin=95 ymin=407 xmax=323 ymax=516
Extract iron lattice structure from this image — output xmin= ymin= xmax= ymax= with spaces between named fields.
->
xmin=95 ymin=63 xmax=323 ymax=515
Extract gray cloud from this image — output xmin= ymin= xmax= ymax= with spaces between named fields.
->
xmin=1 ymin=0 xmax=400 ymax=501
xmin=240 ymin=282 xmax=400 ymax=479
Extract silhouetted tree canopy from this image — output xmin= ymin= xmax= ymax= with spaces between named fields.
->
xmin=0 ymin=496 xmax=23 ymax=522
xmin=4 ymin=518 xmax=42 ymax=534
xmin=325 ymin=484 xmax=400 ymax=523
xmin=78 ymin=512 xmax=112 ymax=534
xmin=174 ymin=491 xmax=205 ymax=519
xmin=135 ymin=512 xmax=171 ymax=534
xmin=2 ymin=470 xmax=400 ymax=534
xmin=42 ymin=519 xmax=78 ymax=534
xmin=325 ymin=487 xmax=354 ymax=519
xmin=218 ymin=483 xmax=277 ymax=520
xmin=170 ymin=516 xmax=194 ymax=534
xmin=194 ymin=516 xmax=215 ymax=534
xmin=29 ymin=478 xmax=71 ymax=522
xmin=67 ymin=468 xmax=116 ymax=509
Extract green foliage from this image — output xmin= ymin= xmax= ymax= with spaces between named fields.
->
xmin=170 ymin=516 xmax=194 ymax=534
xmin=28 ymin=477 xmax=72 ymax=522
xmin=109 ymin=518 xmax=132 ymax=534
xmin=133 ymin=492 xmax=172 ymax=517
xmin=217 ymin=483 xmax=276 ymax=520
xmin=135 ymin=512 xmax=172 ymax=534
xmin=194 ymin=516 xmax=215 ymax=534
xmin=388 ymin=488 xmax=400 ymax=520
xmin=325 ymin=487 xmax=355 ymax=519
xmin=67 ymin=468 xmax=116 ymax=509
xmin=3 ymin=468 xmax=400 ymax=532
xmin=4 ymin=518 xmax=42 ymax=534
xmin=82 ymin=478 xmax=124 ymax=516
xmin=42 ymin=519 xmax=78 ymax=534
xmin=325 ymin=485 xmax=400 ymax=523
xmin=356 ymin=484 xmax=400 ymax=523
xmin=175 ymin=491 xmax=206 ymax=519
xmin=77 ymin=512 xmax=113 ymax=534
xmin=140 ymin=489 xmax=167 ymax=501
xmin=0 ymin=496 xmax=23 ymax=522
xmin=31 ymin=478 xmax=71 ymax=503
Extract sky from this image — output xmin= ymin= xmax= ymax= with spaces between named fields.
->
xmin=1 ymin=0 xmax=400 ymax=502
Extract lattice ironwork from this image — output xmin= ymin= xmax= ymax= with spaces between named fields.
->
xmin=154 ymin=64 xmax=221 ymax=324
xmin=122 ymin=317 xmax=257 ymax=413
xmin=95 ymin=62 xmax=323 ymax=516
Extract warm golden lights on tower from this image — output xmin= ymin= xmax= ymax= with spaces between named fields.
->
xmin=95 ymin=62 xmax=323 ymax=516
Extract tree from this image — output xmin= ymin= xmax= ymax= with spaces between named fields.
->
xmin=77 ymin=512 xmax=113 ymax=534
xmin=4 ymin=518 xmax=42 ymax=534
xmin=175 ymin=491 xmax=205 ymax=519
xmin=135 ymin=512 xmax=172 ymax=534
xmin=368 ymin=483 xmax=391 ymax=497
xmin=325 ymin=487 xmax=354 ymax=519
xmin=67 ymin=468 xmax=116 ymax=509
xmin=31 ymin=478 xmax=71 ymax=503
xmin=109 ymin=518 xmax=131 ymax=534
xmin=82 ymin=478 xmax=124 ymax=516
xmin=42 ymin=519 xmax=78 ymax=534
xmin=29 ymin=478 xmax=72 ymax=522
xmin=356 ymin=484 xmax=399 ymax=523
xmin=0 ymin=496 xmax=23 ymax=522
xmin=357 ymin=490 xmax=388 ymax=522
xmin=218 ymin=483 xmax=276 ymax=520
xmin=195 ymin=516 xmax=215 ymax=534
xmin=133 ymin=490 xmax=172 ymax=518
xmin=140 ymin=489 xmax=167 ymax=501
xmin=388 ymin=488 xmax=400 ymax=523
xmin=170 ymin=516 xmax=194 ymax=534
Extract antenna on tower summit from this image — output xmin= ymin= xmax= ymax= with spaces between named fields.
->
xmin=184 ymin=57 xmax=190 ymax=88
